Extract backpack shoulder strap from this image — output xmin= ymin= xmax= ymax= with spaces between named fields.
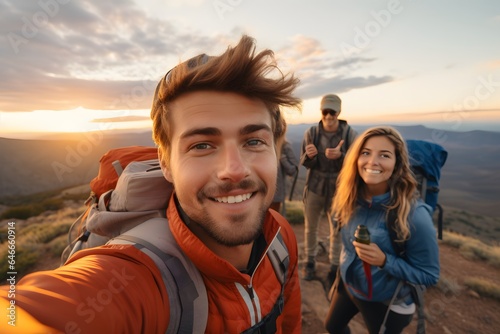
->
xmin=109 ymin=218 xmax=208 ymax=334
xmin=387 ymin=209 xmax=406 ymax=258
xmin=267 ymin=210 xmax=290 ymax=283
xmin=267 ymin=228 xmax=290 ymax=285
xmin=385 ymin=209 xmax=426 ymax=334
xmin=308 ymin=125 xmax=319 ymax=147
xmin=339 ymin=120 xmax=351 ymax=153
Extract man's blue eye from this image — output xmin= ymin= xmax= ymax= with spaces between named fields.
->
xmin=247 ymin=139 xmax=263 ymax=146
xmin=193 ymin=143 xmax=210 ymax=150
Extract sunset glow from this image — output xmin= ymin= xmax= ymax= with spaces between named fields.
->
xmin=1 ymin=1 xmax=499 ymax=138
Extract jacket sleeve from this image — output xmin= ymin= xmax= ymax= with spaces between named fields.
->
xmin=300 ymin=127 xmax=317 ymax=169
xmin=0 ymin=245 xmax=169 ymax=334
xmin=280 ymin=142 xmax=299 ymax=176
xmin=383 ymin=204 xmax=440 ymax=286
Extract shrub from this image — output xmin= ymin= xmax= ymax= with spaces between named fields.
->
xmin=464 ymin=277 xmax=500 ymax=301
xmin=284 ymin=200 xmax=304 ymax=225
xmin=0 ymin=198 xmax=64 ymax=220
xmin=441 ymin=231 xmax=500 ymax=268
xmin=0 ymin=204 xmax=43 ymax=220
xmin=40 ymin=197 xmax=64 ymax=211
xmin=436 ymin=275 xmax=461 ymax=295
xmin=25 ymin=223 xmax=71 ymax=244
xmin=48 ymin=234 xmax=68 ymax=260
xmin=0 ymin=245 xmax=41 ymax=282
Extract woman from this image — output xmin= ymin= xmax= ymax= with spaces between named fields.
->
xmin=324 ymin=126 xmax=439 ymax=334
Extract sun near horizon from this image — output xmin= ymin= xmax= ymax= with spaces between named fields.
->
xmin=1 ymin=106 xmax=499 ymax=140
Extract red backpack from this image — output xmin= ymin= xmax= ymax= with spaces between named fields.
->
xmin=89 ymin=146 xmax=159 ymax=199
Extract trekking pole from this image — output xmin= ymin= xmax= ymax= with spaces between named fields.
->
xmin=288 ymin=168 xmax=299 ymax=201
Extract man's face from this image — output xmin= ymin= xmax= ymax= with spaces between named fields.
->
xmin=321 ymin=108 xmax=339 ymax=131
xmin=162 ymin=91 xmax=277 ymax=246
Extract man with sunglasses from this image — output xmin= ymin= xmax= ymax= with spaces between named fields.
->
xmin=300 ymin=94 xmax=357 ymax=289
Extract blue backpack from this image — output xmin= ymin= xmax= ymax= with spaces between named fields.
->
xmin=383 ymin=140 xmax=447 ymax=334
xmin=406 ymin=139 xmax=448 ymax=239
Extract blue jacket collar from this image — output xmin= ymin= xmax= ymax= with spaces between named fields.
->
xmin=358 ymin=192 xmax=391 ymax=209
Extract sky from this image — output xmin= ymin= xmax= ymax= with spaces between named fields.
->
xmin=0 ymin=0 xmax=499 ymax=138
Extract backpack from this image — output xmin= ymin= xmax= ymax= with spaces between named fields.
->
xmin=382 ymin=139 xmax=448 ymax=334
xmin=406 ymin=139 xmax=448 ymax=240
xmin=61 ymin=146 xmax=290 ymax=333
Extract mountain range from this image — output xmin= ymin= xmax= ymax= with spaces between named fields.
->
xmin=1 ymin=124 xmax=499 ymax=218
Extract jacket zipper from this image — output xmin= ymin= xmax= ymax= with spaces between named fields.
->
xmin=236 ymin=227 xmax=282 ymax=326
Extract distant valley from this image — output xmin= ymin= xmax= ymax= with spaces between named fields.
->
xmin=1 ymin=124 xmax=499 ymax=218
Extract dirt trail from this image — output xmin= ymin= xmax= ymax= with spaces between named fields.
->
xmin=293 ymin=223 xmax=500 ymax=334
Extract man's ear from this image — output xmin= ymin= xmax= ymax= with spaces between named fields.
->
xmin=158 ymin=149 xmax=173 ymax=183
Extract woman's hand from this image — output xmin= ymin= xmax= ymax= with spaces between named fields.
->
xmin=353 ymin=240 xmax=387 ymax=267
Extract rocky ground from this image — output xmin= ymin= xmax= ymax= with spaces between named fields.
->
xmin=293 ymin=222 xmax=500 ymax=334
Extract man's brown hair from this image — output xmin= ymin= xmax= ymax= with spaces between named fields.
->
xmin=151 ymin=35 xmax=301 ymax=166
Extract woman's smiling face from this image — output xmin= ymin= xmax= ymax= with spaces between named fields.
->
xmin=357 ymin=135 xmax=396 ymax=198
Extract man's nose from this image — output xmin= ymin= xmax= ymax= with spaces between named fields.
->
xmin=217 ymin=144 xmax=250 ymax=182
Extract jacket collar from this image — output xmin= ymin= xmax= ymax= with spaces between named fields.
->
xmin=357 ymin=192 xmax=391 ymax=210
xmin=166 ymin=194 xmax=281 ymax=283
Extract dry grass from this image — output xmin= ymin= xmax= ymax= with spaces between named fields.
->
xmin=464 ymin=277 xmax=500 ymax=301
xmin=0 ymin=206 xmax=80 ymax=283
xmin=441 ymin=230 xmax=500 ymax=268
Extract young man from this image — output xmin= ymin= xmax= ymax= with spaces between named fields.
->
xmin=301 ymin=94 xmax=357 ymax=286
xmin=0 ymin=35 xmax=302 ymax=333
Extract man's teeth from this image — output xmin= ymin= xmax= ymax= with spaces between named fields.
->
xmin=366 ymin=169 xmax=381 ymax=174
xmin=215 ymin=193 xmax=252 ymax=203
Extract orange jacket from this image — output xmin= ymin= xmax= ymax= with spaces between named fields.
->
xmin=0 ymin=197 xmax=301 ymax=333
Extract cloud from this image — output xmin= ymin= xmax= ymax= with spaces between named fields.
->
xmin=0 ymin=3 xmax=395 ymax=113
xmin=0 ymin=0 xmax=221 ymax=112
xmin=276 ymin=35 xmax=394 ymax=99
xmin=296 ymin=75 xmax=393 ymax=99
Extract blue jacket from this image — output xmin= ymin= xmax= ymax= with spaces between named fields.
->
xmin=340 ymin=192 xmax=440 ymax=302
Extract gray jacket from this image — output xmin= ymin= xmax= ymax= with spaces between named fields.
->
xmin=273 ymin=141 xmax=298 ymax=203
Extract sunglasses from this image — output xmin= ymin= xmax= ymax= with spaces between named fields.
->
xmin=322 ymin=109 xmax=339 ymax=116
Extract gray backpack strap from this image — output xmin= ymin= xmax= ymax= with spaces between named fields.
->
xmin=109 ymin=218 xmax=208 ymax=334
xmin=267 ymin=230 xmax=289 ymax=286
xmin=408 ymin=282 xmax=426 ymax=334
xmin=340 ymin=121 xmax=351 ymax=154
xmin=379 ymin=281 xmax=426 ymax=334
xmin=379 ymin=280 xmax=405 ymax=334
xmin=312 ymin=126 xmax=318 ymax=147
